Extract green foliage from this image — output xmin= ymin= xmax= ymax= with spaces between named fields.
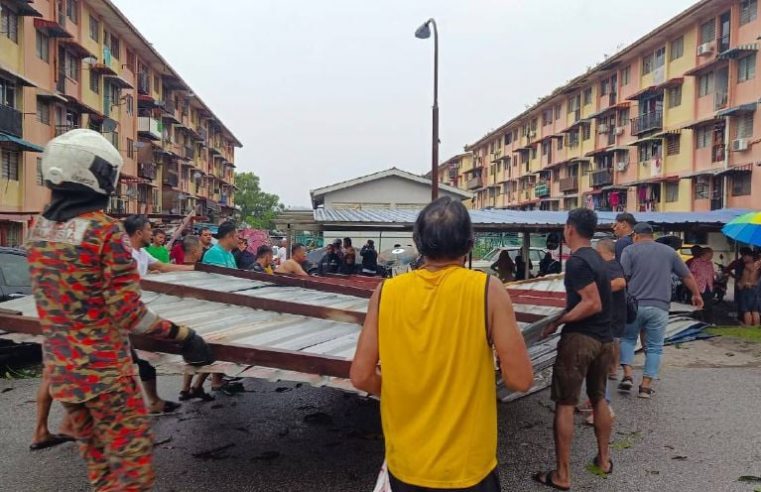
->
xmin=706 ymin=326 xmax=761 ymax=343
xmin=234 ymin=172 xmax=283 ymax=230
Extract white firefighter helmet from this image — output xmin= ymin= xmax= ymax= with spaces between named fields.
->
xmin=41 ymin=129 xmax=123 ymax=195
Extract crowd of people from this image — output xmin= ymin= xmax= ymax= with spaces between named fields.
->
xmin=352 ymin=202 xmax=705 ymax=491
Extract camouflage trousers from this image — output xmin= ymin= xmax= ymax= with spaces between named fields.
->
xmin=63 ymin=377 xmax=155 ymax=491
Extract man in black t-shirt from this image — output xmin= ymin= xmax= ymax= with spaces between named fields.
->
xmin=533 ymin=208 xmax=614 ymax=491
xmin=597 ymin=239 xmax=627 ymax=379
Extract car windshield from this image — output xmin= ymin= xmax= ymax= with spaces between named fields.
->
xmin=0 ymin=254 xmax=30 ymax=287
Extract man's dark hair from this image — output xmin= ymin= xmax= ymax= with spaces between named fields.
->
xmin=217 ymin=221 xmax=237 ymax=239
xmin=690 ymin=245 xmax=703 ymax=255
xmin=615 ymin=212 xmax=636 ymax=228
xmin=153 ymin=229 xmax=166 ymax=237
xmin=124 ymin=215 xmax=150 ymax=236
xmin=740 ymin=247 xmax=753 ymax=256
xmin=413 ymin=197 xmax=473 ymax=261
xmin=343 ymin=237 xmax=352 ymax=247
xmin=291 ymin=242 xmax=305 ymax=255
xmin=256 ymin=245 xmax=272 ymax=258
xmin=199 ymin=226 xmax=211 ymax=235
xmin=367 ymin=240 xmax=374 ymax=246
xmin=566 ymin=208 xmax=597 ymax=240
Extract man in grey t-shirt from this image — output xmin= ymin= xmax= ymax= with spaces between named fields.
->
xmin=618 ymin=223 xmax=703 ymax=399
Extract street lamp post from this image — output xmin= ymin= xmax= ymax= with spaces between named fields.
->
xmin=415 ymin=18 xmax=439 ymax=201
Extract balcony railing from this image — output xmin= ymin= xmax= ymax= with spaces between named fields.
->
xmin=184 ymin=146 xmax=195 ymax=160
xmin=630 ymin=111 xmax=663 ymax=135
xmin=712 ymin=144 xmax=725 ymax=163
xmin=559 ymin=176 xmax=579 ymax=192
xmin=138 ymin=117 xmax=162 ymax=140
xmin=0 ymin=104 xmax=23 ymax=137
xmin=138 ymin=162 xmax=157 ymax=181
xmin=591 ymin=168 xmax=613 ymax=187
xmin=714 ymin=91 xmax=728 ymax=110
xmin=467 ymin=176 xmax=483 ymax=190
xmin=138 ymin=72 xmax=150 ymax=95
xmin=163 ymin=99 xmax=176 ymax=116
xmin=55 ymin=124 xmax=79 ymax=137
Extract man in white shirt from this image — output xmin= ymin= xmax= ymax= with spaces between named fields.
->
xmin=124 ymin=215 xmax=194 ymax=276
xmin=276 ymin=239 xmax=288 ymax=265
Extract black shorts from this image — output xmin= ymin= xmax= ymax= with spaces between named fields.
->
xmin=551 ymin=332 xmax=614 ymax=406
xmin=388 ymin=468 xmax=500 ymax=492
xmin=738 ymin=288 xmax=760 ymax=313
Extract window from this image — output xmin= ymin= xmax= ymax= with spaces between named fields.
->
xmin=583 ymin=88 xmax=592 ymax=106
xmin=666 ymin=135 xmax=681 ymax=155
xmin=530 ymin=118 xmax=537 ymax=132
xmin=738 ymin=55 xmax=756 ymax=82
xmin=504 ymin=132 xmax=512 ymax=145
xmin=35 ymin=31 xmax=50 ymax=62
xmin=554 ymin=104 xmax=561 ymax=120
xmin=618 ymin=108 xmax=630 ymax=126
xmin=567 ymin=94 xmax=580 ymax=113
xmin=696 ymin=127 xmax=712 ymax=148
xmin=741 ymin=0 xmax=758 ymax=25
xmin=568 ymin=131 xmax=579 ymax=148
xmin=665 ymin=182 xmax=679 ymax=202
xmin=126 ymin=50 xmax=136 ymax=73
xmin=66 ymin=0 xmax=78 ymax=23
xmin=90 ymin=71 xmax=101 ymax=94
xmin=700 ymin=19 xmax=716 ymax=44
xmin=670 ymin=37 xmax=684 ymax=60
xmin=654 ymin=47 xmax=666 ymax=68
xmin=531 ymin=147 xmax=537 ymax=160
xmin=154 ymin=74 xmax=160 ymax=93
xmin=667 ymin=85 xmax=682 ymax=108
xmin=1 ymin=6 xmax=19 ymax=43
xmin=642 ymin=54 xmax=654 ymax=75
xmin=737 ymin=113 xmax=754 ymax=138
xmin=35 ymin=157 xmax=43 ymax=185
xmin=542 ymin=109 xmax=553 ymax=126
xmin=110 ymin=34 xmax=120 ymax=59
xmin=125 ymin=94 xmax=133 ymax=115
xmin=695 ymin=176 xmax=710 ymax=199
xmin=732 ymin=173 xmax=752 ymax=196
xmin=582 ymin=124 xmax=591 ymax=140
xmin=127 ymin=138 xmax=135 ymax=159
xmin=64 ymin=51 xmax=79 ymax=81
xmin=542 ymin=141 xmax=549 ymax=156
xmin=600 ymin=78 xmax=609 ymax=96
xmin=1 ymin=149 xmax=20 ymax=181
xmin=89 ymin=15 xmax=99 ymax=41
xmin=36 ymin=100 xmax=50 ymax=125
xmin=557 ymin=136 xmax=563 ymax=150
xmin=581 ymin=162 xmax=591 ymax=176
xmin=621 ymin=65 xmax=631 ymax=85
xmin=698 ymin=72 xmax=714 ymax=97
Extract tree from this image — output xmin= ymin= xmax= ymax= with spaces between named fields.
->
xmin=234 ymin=172 xmax=283 ymax=230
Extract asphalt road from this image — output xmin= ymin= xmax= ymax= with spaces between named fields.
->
xmin=2 ymin=360 xmax=761 ymax=492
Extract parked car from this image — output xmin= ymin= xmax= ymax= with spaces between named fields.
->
xmin=0 ymin=247 xmax=31 ymax=302
xmin=470 ymin=247 xmax=547 ymax=278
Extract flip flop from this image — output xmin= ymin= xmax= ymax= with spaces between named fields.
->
xmin=149 ymin=400 xmax=181 ymax=415
xmin=29 ymin=434 xmax=75 ymax=451
xmin=532 ymin=470 xmax=570 ymax=491
xmin=592 ymin=456 xmax=613 ymax=475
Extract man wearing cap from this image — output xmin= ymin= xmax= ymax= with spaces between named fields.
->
xmin=27 ymin=129 xmax=214 ymax=490
xmin=619 ymin=222 xmax=703 ymax=399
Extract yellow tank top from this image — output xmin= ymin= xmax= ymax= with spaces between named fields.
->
xmin=378 ymin=266 xmax=496 ymax=488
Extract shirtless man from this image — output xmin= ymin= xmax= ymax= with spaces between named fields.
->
xmin=737 ymin=252 xmax=760 ymax=326
xmin=275 ymin=243 xmax=309 ymax=277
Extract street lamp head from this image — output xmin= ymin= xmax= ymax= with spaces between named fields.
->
xmin=415 ymin=21 xmax=431 ymax=39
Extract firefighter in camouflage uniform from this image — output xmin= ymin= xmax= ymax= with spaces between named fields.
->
xmin=26 ymin=129 xmax=214 ymax=491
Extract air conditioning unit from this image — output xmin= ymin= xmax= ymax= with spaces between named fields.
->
xmin=616 ymin=161 xmax=628 ymax=172
xmin=615 ymin=127 xmax=625 ymax=136
xmin=598 ymin=123 xmax=609 ymax=134
xmin=731 ymin=138 xmax=749 ymax=152
xmin=697 ymin=42 xmax=714 ymax=56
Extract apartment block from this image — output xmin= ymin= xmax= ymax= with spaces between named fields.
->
xmin=0 ymin=0 xmax=241 ymax=246
xmin=465 ymin=0 xmax=760 ymax=214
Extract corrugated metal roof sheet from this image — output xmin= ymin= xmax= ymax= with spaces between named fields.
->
xmin=314 ymin=207 xmax=751 ymax=227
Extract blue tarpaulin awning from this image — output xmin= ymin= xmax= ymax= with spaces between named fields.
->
xmin=0 ymin=133 xmax=44 ymax=152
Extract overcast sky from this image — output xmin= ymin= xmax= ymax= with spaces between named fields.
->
xmin=113 ymin=0 xmax=697 ymax=207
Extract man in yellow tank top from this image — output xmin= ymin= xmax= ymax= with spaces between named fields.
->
xmin=351 ymin=197 xmax=534 ymax=491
